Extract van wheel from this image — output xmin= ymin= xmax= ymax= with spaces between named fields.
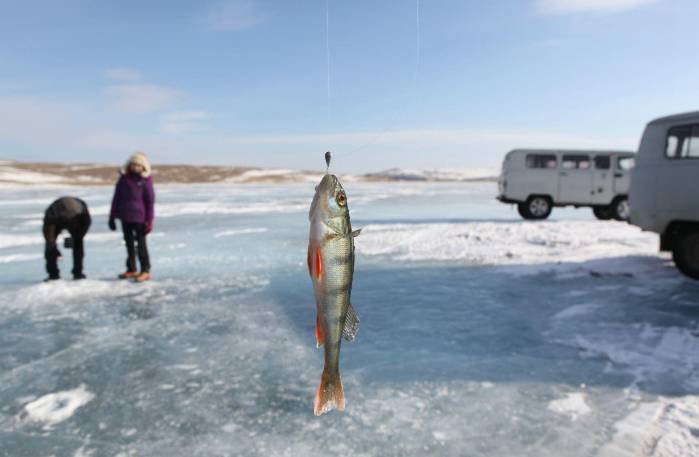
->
xmin=518 ymin=196 xmax=552 ymax=220
xmin=672 ymin=231 xmax=699 ymax=280
xmin=611 ymin=197 xmax=630 ymax=221
xmin=593 ymin=206 xmax=613 ymax=220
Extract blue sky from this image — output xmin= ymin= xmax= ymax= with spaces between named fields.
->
xmin=0 ymin=0 xmax=697 ymax=172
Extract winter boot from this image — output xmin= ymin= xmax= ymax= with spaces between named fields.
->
xmin=118 ymin=271 xmax=138 ymax=279
xmin=135 ymin=272 xmax=151 ymax=282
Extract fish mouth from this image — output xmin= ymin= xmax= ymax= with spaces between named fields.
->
xmin=318 ymin=174 xmax=341 ymax=193
xmin=309 ymin=174 xmax=345 ymax=220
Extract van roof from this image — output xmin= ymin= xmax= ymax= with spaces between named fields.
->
xmin=648 ymin=111 xmax=699 ymax=126
xmin=507 ymin=148 xmax=634 ymax=156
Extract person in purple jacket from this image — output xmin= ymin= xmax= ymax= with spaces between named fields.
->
xmin=108 ymin=152 xmax=155 ymax=282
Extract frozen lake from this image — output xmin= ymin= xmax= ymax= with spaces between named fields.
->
xmin=1 ymin=182 xmax=698 ymax=457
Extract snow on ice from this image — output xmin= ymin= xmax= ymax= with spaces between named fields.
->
xmin=547 ymin=392 xmax=591 ymax=421
xmin=21 ymin=385 xmax=95 ymax=428
xmin=0 ymin=182 xmax=698 ymax=456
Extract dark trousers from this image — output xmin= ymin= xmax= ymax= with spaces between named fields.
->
xmin=122 ymin=222 xmax=150 ymax=273
xmin=43 ymin=215 xmax=91 ymax=278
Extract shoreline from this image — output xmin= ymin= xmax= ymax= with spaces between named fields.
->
xmin=0 ymin=161 xmax=498 ymax=186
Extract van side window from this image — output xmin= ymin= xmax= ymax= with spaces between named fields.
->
xmin=562 ymin=155 xmax=591 ymax=170
xmin=618 ymin=157 xmax=635 ymax=170
xmin=666 ymin=125 xmax=699 ymax=159
xmin=526 ymin=154 xmax=557 ymax=169
xmin=594 ymin=156 xmax=611 ymax=170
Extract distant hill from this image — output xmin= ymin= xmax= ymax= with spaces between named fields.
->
xmin=0 ymin=161 xmax=498 ymax=186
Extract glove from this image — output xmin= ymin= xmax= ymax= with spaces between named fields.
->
xmin=145 ymin=221 xmax=153 ymax=235
xmin=108 ymin=217 xmax=116 ymax=231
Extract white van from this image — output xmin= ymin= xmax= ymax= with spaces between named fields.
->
xmin=629 ymin=111 xmax=699 ymax=279
xmin=497 ymin=149 xmax=635 ymax=220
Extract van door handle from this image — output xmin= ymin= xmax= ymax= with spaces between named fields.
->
xmin=614 ymin=173 xmax=623 ymax=178
xmin=560 ymin=172 xmax=568 ymax=176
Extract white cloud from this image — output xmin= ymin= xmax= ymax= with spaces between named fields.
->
xmin=535 ymin=0 xmax=657 ymax=15
xmin=106 ymin=84 xmax=182 ymax=114
xmin=160 ymin=111 xmax=210 ymax=135
xmin=204 ymin=0 xmax=264 ymax=31
xmin=103 ymin=67 xmax=142 ymax=81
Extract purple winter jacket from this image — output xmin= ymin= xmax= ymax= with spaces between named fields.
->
xmin=110 ymin=173 xmax=155 ymax=225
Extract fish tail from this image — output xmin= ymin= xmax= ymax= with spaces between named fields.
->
xmin=313 ymin=369 xmax=345 ymax=416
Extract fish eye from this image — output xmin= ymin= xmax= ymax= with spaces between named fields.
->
xmin=336 ymin=192 xmax=347 ymax=207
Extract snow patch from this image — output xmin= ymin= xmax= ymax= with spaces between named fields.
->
xmin=21 ymin=384 xmax=94 ymax=427
xmin=0 ymin=233 xmax=43 ymax=249
xmin=547 ymin=392 xmax=591 ymax=420
xmin=0 ymin=167 xmax=68 ymax=185
xmin=571 ymin=325 xmax=699 ymax=390
xmin=600 ymin=396 xmax=699 ymax=457
xmin=214 ymin=228 xmax=269 ymax=238
xmin=0 ymin=231 xmax=122 ymax=249
xmin=554 ymin=303 xmax=600 ymax=319
xmin=0 ymin=253 xmax=42 ymax=263
xmin=366 ymin=167 xmax=498 ymax=182
xmin=357 ymin=220 xmax=658 ymax=273
xmin=88 ymin=201 xmax=307 ymax=217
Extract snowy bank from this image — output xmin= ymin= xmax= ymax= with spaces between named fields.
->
xmin=357 ymin=219 xmax=660 ymax=275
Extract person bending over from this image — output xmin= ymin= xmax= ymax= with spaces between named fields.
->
xmin=43 ymin=197 xmax=91 ymax=281
xmin=109 ymin=152 xmax=155 ymax=282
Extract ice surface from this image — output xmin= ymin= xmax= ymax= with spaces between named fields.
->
xmin=214 ymin=228 xmax=269 ymax=238
xmin=1 ymin=182 xmax=698 ymax=456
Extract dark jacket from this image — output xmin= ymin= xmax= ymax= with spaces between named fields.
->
xmin=44 ymin=197 xmax=91 ymax=239
xmin=43 ymin=197 xmax=91 ymax=278
xmin=110 ymin=173 xmax=155 ymax=225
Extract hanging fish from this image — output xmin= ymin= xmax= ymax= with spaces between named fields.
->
xmin=307 ymin=172 xmax=361 ymax=416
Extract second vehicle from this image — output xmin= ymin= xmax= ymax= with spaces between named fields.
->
xmin=497 ymin=149 xmax=635 ymax=220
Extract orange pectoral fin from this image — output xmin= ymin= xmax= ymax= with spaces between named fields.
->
xmin=315 ymin=314 xmax=325 ymax=348
xmin=315 ymin=247 xmax=322 ymax=280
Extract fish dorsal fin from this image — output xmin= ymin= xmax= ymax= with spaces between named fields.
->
xmin=342 ymin=303 xmax=360 ymax=342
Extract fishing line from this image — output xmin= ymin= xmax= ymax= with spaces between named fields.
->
xmin=325 ymin=0 xmax=331 ymax=118
xmin=414 ymin=0 xmax=421 ymax=84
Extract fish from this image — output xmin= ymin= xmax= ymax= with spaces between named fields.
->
xmin=307 ymin=173 xmax=361 ymax=416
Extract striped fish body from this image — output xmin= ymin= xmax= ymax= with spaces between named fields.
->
xmin=307 ymin=174 xmax=360 ymax=416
